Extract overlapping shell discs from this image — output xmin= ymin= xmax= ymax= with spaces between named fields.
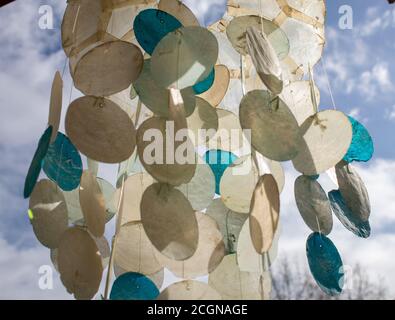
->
xmin=22 ymin=0 xmax=376 ymax=300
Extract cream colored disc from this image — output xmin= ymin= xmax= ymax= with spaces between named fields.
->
xmin=198 ymin=65 xmax=230 ymax=107
xmin=57 ymin=227 xmax=103 ymax=300
xmin=48 ymin=71 xmax=63 ymax=142
xmin=158 ymin=0 xmax=200 ymax=26
xmin=158 ymin=280 xmax=222 ymax=300
xmin=29 ymin=179 xmax=68 ymax=249
xmin=79 ymin=171 xmax=106 ymax=238
xmin=292 ymin=110 xmax=353 ymax=175
xmin=65 ymin=96 xmax=136 ymax=164
xmin=154 ymin=212 xmax=225 ymax=279
xmin=140 ymin=183 xmax=199 ymax=260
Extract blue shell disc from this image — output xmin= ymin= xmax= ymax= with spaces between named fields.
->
xmin=23 ymin=126 xmax=53 ymax=198
xmin=193 ymin=68 xmax=215 ymax=94
xmin=134 ymin=9 xmax=182 ymax=55
xmin=343 ymin=116 xmax=374 ymax=163
xmin=306 ymin=232 xmax=344 ymax=296
xmin=328 ymin=190 xmax=371 ymax=238
xmin=204 ymin=150 xmax=237 ymax=195
xmin=42 ymin=132 xmax=83 ymax=191
xmin=110 ymin=272 xmax=159 ymax=300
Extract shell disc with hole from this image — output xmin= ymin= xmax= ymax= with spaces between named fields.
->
xmin=239 ymin=90 xmax=302 ymax=161
xmin=343 ymin=116 xmax=374 ymax=163
xmin=206 ymin=199 xmax=247 ymax=254
xmin=42 ymin=132 xmax=82 ymax=192
xmin=208 ymin=254 xmax=268 ymax=300
xmin=48 ymin=71 xmax=62 ymax=142
xmin=151 ymin=26 xmax=218 ymax=89
xmin=306 ymin=232 xmax=344 ymax=296
xmin=134 ymin=60 xmax=196 ymax=118
xmin=115 ymin=222 xmax=163 ymax=275
xmin=58 ymin=227 xmax=103 ymax=300
xmin=136 ymin=117 xmax=196 ymax=186
xmin=328 ymin=190 xmax=370 ymax=238
xmin=24 ymin=126 xmax=53 ymax=199
xmin=73 ymin=41 xmax=143 ymax=96
xmin=154 ymin=212 xmax=225 ymax=279
xmin=114 ymin=265 xmax=165 ymax=290
xmin=249 ymin=174 xmax=280 ymax=253
xmin=114 ymin=173 xmax=154 ymax=225
xmin=246 ymin=27 xmax=283 ymax=94
xmin=198 ymin=64 xmax=230 ymax=107
xmin=110 ymin=272 xmax=159 ymax=300
xmin=134 ymin=9 xmax=182 ymax=55
xmin=204 ymin=150 xmax=238 ymax=195
xmin=335 ymin=161 xmax=371 ymax=221
xmin=65 ymin=96 xmax=136 ymax=164
xmin=237 ymin=218 xmax=280 ymax=273
xmin=294 ymin=175 xmax=333 ymax=235
xmin=220 ymin=155 xmax=260 ymax=213
xmin=140 ymin=183 xmax=199 ymax=260
xmin=79 ymin=171 xmax=106 ymax=237
xmin=158 ymin=280 xmax=222 ymax=300
xmin=64 ymin=177 xmax=116 ymax=226
xmin=28 ymin=179 xmax=68 ymax=249
xmin=292 ymin=110 xmax=353 ymax=175
xmin=177 ymin=157 xmax=216 ymax=211
xmin=187 ymin=97 xmax=218 ymax=147
xmin=158 ymin=0 xmax=200 ymax=27
xmin=226 ymin=15 xmax=289 ymax=58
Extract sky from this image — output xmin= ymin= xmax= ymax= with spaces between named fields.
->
xmin=0 ymin=0 xmax=395 ymax=299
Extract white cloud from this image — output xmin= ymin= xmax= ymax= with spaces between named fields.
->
xmin=359 ymin=7 xmax=395 ymax=37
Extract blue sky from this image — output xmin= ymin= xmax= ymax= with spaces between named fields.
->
xmin=0 ymin=0 xmax=395 ymax=299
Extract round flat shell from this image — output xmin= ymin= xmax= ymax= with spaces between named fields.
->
xmin=113 ymin=266 xmax=165 ymax=290
xmin=158 ymin=0 xmax=200 ymax=26
xmin=154 ymin=212 xmax=225 ymax=279
xmin=134 ymin=8 xmax=182 ymax=55
xmin=48 ymin=71 xmax=63 ymax=142
xmin=29 ymin=179 xmax=68 ymax=249
xmin=114 ymin=173 xmax=155 ymax=225
xmin=65 ymin=96 xmax=136 ymax=164
xmin=208 ymin=254 xmax=268 ymax=300
xmin=249 ymin=174 xmax=280 ymax=253
xmin=198 ymin=64 xmax=230 ymax=107
xmin=294 ymin=175 xmax=333 ymax=235
xmin=24 ymin=126 xmax=53 ymax=199
xmin=73 ymin=41 xmax=143 ymax=96
xmin=137 ymin=117 xmax=196 ymax=186
xmin=58 ymin=227 xmax=103 ymax=300
xmin=115 ymin=222 xmax=162 ymax=275
xmin=134 ymin=59 xmax=196 ymax=118
xmin=343 ymin=116 xmax=374 ymax=163
xmin=292 ymin=110 xmax=353 ymax=175
xmin=140 ymin=183 xmax=199 ymax=260
xmin=335 ymin=161 xmax=371 ymax=221
xmin=42 ymin=132 xmax=83 ymax=192
xmin=110 ymin=272 xmax=159 ymax=300
xmin=239 ymin=90 xmax=302 ymax=161
xmin=79 ymin=171 xmax=106 ymax=237
xmin=306 ymin=232 xmax=344 ymax=296
xmin=206 ymin=198 xmax=247 ymax=254
xmin=151 ymin=26 xmax=218 ymax=89
xmin=158 ymin=280 xmax=222 ymax=300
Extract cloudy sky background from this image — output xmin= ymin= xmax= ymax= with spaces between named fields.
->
xmin=0 ymin=0 xmax=395 ymax=299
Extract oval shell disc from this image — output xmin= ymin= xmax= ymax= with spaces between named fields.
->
xmin=154 ymin=212 xmax=225 ymax=279
xmin=151 ymin=26 xmax=218 ymax=89
xmin=79 ymin=171 xmax=106 ymax=237
xmin=110 ymin=272 xmax=159 ymax=300
xmin=158 ymin=0 xmax=200 ymax=26
xmin=58 ymin=227 xmax=103 ymax=300
xmin=158 ymin=280 xmax=222 ymax=300
xmin=29 ymin=179 xmax=68 ymax=249
xmin=48 ymin=71 xmax=63 ymax=142
xmin=140 ymin=183 xmax=199 ymax=260
xmin=198 ymin=64 xmax=230 ymax=107
xmin=294 ymin=175 xmax=333 ymax=235
xmin=292 ymin=110 xmax=353 ymax=176
xmin=73 ymin=41 xmax=143 ymax=96
xmin=65 ymin=96 xmax=136 ymax=164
